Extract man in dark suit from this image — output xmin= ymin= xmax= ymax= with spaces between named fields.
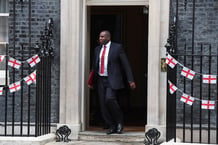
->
xmin=89 ymin=30 xmax=136 ymax=134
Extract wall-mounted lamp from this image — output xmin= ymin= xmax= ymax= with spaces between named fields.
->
xmin=143 ymin=6 xmax=149 ymax=14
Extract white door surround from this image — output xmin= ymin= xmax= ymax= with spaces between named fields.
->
xmin=60 ymin=0 xmax=169 ymax=140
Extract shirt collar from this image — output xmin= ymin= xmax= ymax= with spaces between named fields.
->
xmin=104 ymin=41 xmax=111 ymax=48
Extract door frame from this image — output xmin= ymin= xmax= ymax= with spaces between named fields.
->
xmin=59 ymin=0 xmax=169 ymax=139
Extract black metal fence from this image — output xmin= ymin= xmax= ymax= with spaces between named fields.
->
xmin=166 ymin=0 xmax=218 ymax=144
xmin=167 ymin=44 xmax=218 ymax=144
xmin=0 ymin=18 xmax=53 ymax=137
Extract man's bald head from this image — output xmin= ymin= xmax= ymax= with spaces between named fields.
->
xmin=99 ymin=30 xmax=111 ymax=45
xmin=101 ymin=30 xmax=111 ymax=37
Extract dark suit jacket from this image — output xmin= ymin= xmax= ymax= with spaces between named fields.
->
xmin=92 ymin=42 xmax=134 ymax=90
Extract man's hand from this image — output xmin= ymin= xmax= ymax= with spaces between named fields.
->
xmin=129 ymin=82 xmax=136 ymax=90
xmin=88 ymin=85 xmax=94 ymax=89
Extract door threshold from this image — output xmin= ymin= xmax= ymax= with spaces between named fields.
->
xmin=87 ymin=126 xmax=145 ymax=132
xmin=80 ymin=130 xmax=145 ymax=136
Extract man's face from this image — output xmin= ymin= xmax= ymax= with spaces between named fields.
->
xmin=99 ymin=32 xmax=110 ymax=45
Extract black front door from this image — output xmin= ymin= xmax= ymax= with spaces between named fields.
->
xmin=89 ymin=6 xmax=148 ymax=130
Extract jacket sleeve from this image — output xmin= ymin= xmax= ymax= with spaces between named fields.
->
xmin=88 ymin=47 xmax=98 ymax=88
xmin=119 ymin=46 xmax=134 ymax=82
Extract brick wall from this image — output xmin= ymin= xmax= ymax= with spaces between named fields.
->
xmin=170 ymin=0 xmax=218 ymax=125
xmin=2 ymin=0 xmax=60 ymax=123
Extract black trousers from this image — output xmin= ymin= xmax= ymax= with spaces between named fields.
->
xmin=97 ymin=76 xmax=123 ymax=127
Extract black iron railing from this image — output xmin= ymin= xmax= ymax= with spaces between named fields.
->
xmin=167 ymin=44 xmax=218 ymax=144
xmin=35 ymin=18 xmax=54 ymax=136
xmin=0 ymin=18 xmax=54 ymax=137
xmin=167 ymin=0 xmax=218 ymax=144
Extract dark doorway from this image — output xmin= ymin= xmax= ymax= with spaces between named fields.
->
xmin=89 ymin=6 xmax=148 ymax=130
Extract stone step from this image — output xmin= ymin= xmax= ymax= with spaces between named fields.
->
xmin=46 ymin=141 xmax=143 ymax=145
xmin=79 ymin=131 xmax=145 ymax=143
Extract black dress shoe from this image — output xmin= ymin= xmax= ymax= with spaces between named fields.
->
xmin=117 ymin=123 xmax=123 ymax=134
xmin=106 ymin=127 xmax=117 ymax=135
xmin=103 ymin=124 xmax=110 ymax=129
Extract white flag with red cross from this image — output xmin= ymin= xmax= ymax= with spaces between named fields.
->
xmin=166 ymin=54 xmax=178 ymax=69
xmin=203 ymin=75 xmax=216 ymax=84
xmin=0 ymin=87 xmax=3 ymax=95
xmin=24 ymin=71 xmax=36 ymax=85
xmin=9 ymin=81 xmax=21 ymax=93
xmin=26 ymin=55 xmax=40 ymax=67
xmin=181 ymin=67 xmax=195 ymax=80
xmin=180 ymin=93 xmax=195 ymax=106
xmin=168 ymin=81 xmax=178 ymax=94
xmin=201 ymin=100 xmax=215 ymax=110
xmin=8 ymin=57 xmax=21 ymax=69
xmin=0 ymin=55 xmax=5 ymax=63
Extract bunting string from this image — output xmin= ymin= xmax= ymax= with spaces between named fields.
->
xmin=0 ymin=70 xmax=37 ymax=95
xmin=168 ymin=80 xmax=216 ymax=110
xmin=0 ymin=54 xmax=40 ymax=69
xmin=0 ymin=54 xmax=39 ymax=95
xmin=0 ymin=55 xmax=5 ymax=63
xmin=0 ymin=87 xmax=3 ymax=95
xmin=166 ymin=53 xmax=218 ymax=83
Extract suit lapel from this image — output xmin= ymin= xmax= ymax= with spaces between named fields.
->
xmin=108 ymin=42 xmax=114 ymax=60
xmin=95 ymin=46 xmax=101 ymax=65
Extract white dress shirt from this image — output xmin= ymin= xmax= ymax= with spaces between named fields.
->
xmin=98 ymin=41 xmax=111 ymax=76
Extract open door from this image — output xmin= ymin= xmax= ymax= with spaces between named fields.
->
xmin=89 ymin=6 xmax=148 ymax=131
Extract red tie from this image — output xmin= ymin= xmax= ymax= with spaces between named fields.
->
xmin=100 ymin=45 xmax=106 ymax=74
